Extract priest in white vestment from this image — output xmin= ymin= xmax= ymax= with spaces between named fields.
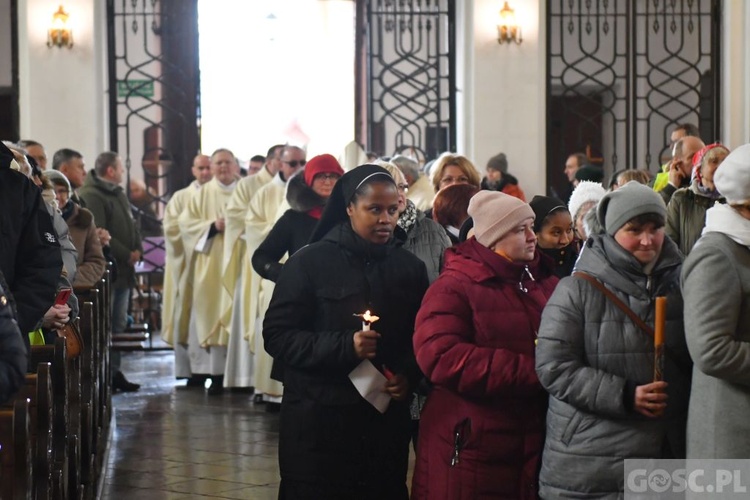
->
xmin=177 ymin=149 xmax=239 ymax=394
xmin=162 ymin=154 xmax=212 ymax=385
xmin=220 ymin=144 xmax=284 ymax=389
xmin=246 ymin=145 xmax=306 ymax=408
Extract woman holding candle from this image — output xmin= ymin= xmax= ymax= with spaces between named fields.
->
xmin=682 ymin=144 xmax=750 ymax=459
xmin=263 ymin=164 xmax=429 ymax=499
xmin=535 ymin=181 xmax=692 ymax=498
xmin=411 ymin=191 xmax=559 ymax=500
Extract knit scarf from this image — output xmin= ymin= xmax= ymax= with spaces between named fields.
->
xmin=703 ymin=203 xmax=750 ymax=248
xmin=397 ymin=199 xmax=418 ymax=234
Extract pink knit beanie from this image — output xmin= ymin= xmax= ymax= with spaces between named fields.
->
xmin=467 ymin=190 xmax=535 ymax=247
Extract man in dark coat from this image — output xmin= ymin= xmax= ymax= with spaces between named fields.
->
xmin=0 ymin=270 xmax=27 ymax=403
xmin=0 ymin=142 xmax=62 ymax=342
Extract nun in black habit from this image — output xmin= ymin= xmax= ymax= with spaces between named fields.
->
xmin=263 ymin=164 xmax=429 ymax=500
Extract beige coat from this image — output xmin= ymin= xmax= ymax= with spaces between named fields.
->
xmin=64 ymin=203 xmax=106 ymax=288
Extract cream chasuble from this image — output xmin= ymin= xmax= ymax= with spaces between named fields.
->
xmin=220 ymin=167 xmax=274 ymax=335
xmin=178 ymin=177 xmax=236 ymax=347
xmin=161 ymin=181 xmax=201 ymax=346
xmin=220 ymin=167 xmax=274 ymax=388
xmin=245 ymin=174 xmax=287 ymax=397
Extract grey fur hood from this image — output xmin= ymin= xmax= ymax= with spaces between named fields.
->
xmin=286 ymin=168 xmax=326 ymax=213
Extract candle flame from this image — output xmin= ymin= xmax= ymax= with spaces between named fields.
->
xmin=354 ymin=310 xmax=380 ymax=323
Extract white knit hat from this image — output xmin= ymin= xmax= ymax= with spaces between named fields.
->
xmin=568 ymin=180 xmax=606 ymax=221
xmin=714 ymin=143 xmax=750 ymax=205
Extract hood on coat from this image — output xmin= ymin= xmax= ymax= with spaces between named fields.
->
xmin=444 ymin=237 xmax=555 ymax=285
xmin=66 ymin=203 xmax=94 ymax=228
xmin=83 ymin=170 xmax=122 ymax=194
xmin=576 ymin=233 xmax=683 ymax=299
xmin=286 ymin=169 xmax=326 ymax=213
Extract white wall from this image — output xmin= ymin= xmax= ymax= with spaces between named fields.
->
xmin=461 ymin=0 xmax=547 ymax=198
xmin=722 ymin=0 xmax=750 ymax=148
xmin=18 ymin=0 xmax=109 ymax=168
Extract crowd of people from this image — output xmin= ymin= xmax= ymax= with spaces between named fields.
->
xmin=1 ymin=122 xmax=749 ymax=498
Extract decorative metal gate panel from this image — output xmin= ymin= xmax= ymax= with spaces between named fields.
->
xmin=106 ymin=0 xmax=200 ymax=230
xmin=357 ymin=0 xmax=456 ymax=161
xmin=547 ymin=0 xmax=721 ymax=193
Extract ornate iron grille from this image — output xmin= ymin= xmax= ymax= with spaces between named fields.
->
xmin=106 ymin=0 xmax=200 ymax=245
xmin=547 ymin=0 xmax=720 ymax=193
xmin=358 ymin=0 xmax=456 ymax=161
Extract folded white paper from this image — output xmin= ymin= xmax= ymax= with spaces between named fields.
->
xmin=348 ymin=359 xmax=391 ymax=414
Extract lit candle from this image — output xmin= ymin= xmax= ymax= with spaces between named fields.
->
xmin=355 ymin=310 xmax=379 ymax=331
xmin=653 ymin=296 xmax=666 ymax=382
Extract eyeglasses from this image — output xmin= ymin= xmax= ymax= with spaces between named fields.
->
xmin=314 ymin=173 xmax=340 ymax=181
xmin=397 ymin=183 xmax=409 ymax=192
xmin=283 ymin=160 xmax=306 ymax=168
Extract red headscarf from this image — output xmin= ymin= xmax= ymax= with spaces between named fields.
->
xmin=304 ymin=154 xmax=344 ymax=219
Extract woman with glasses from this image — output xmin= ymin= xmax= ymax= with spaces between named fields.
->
xmin=376 ymin=161 xmax=450 ymax=283
xmin=430 ymin=153 xmax=482 ymax=194
xmin=263 ymin=164 xmax=429 ymax=499
xmin=252 ymin=154 xmax=344 ymax=282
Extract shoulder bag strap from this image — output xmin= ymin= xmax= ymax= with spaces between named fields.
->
xmin=572 ymin=271 xmax=655 ymax=339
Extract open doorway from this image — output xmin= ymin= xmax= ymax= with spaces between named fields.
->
xmin=197 ymin=0 xmax=356 ymax=163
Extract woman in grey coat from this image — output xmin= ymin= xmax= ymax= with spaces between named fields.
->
xmin=377 ymin=161 xmax=450 ymax=283
xmin=536 ymin=182 xmax=692 ymax=498
xmin=682 ymin=143 xmax=750 ymax=459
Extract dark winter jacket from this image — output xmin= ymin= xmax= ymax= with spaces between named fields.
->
xmin=536 ymin=234 xmax=691 ymax=499
xmin=263 ymin=222 xmax=429 ymax=497
xmin=0 ymin=271 xmax=26 ymax=404
xmin=411 ymin=238 xmax=558 ymax=500
xmin=251 ymin=170 xmax=322 ymax=282
xmin=539 ymin=244 xmax=578 ymax=278
xmin=78 ymin=171 xmax=142 ymax=288
xmin=0 ymin=165 xmax=62 ymax=336
xmin=481 ymin=172 xmax=527 ymax=201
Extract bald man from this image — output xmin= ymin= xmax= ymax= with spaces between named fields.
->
xmin=659 ymin=135 xmax=705 ymax=204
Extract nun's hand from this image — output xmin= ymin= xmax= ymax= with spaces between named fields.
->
xmin=383 ymin=374 xmax=409 ymax=401
xmin=353 ymin=330 xmax=380 ymax=359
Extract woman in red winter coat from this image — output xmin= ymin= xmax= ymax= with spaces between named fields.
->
xmin=412 ymin=191 xmax=558 ymax=500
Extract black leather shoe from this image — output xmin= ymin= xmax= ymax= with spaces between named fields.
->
xmin=185 ymin=375 xmax=208 ymax=388
xmin=207 ymin=375 xmax=224 ymax=396
xmin=265 ymin=402 xmax=281 ymax=413
xmin=113 ymin=371 xmax=141 ymax=392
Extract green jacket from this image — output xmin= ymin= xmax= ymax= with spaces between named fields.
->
xmin=666 ymin=187 xmax=723 ymax=256
xmin=78 ymin=171 xmax=142 ymax=288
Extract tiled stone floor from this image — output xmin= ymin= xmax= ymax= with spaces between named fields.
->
xmin=104 ymin=351 xmax=281 ymax=499
xmin=105 ymin=351 xmax=416 ymax=499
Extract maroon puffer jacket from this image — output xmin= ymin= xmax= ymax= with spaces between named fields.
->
xmin=412 ymin=238 xmax=558 ymax=500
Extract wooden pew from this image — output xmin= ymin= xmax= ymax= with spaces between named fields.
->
xmin=30 ymin=337 xmax=83 ymax=500
xmin=0 ymin=398 xmax=32 ymax=500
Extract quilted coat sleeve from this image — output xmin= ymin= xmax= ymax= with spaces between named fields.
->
xmin=682 ymin=241 xmax=750 ymax=385
xmin=263 ymin=249 xmax=359 ymax=372
xmin=413 ymin=275 xmax=540 ymax=398
xmin=535 ymin=278 xmax=630 ymax=417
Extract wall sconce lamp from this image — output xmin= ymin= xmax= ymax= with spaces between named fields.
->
xmin=47 ymin=5 xmax=74 ymax=49
xmin=497 ymin=1 xmax=522 ymax=45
